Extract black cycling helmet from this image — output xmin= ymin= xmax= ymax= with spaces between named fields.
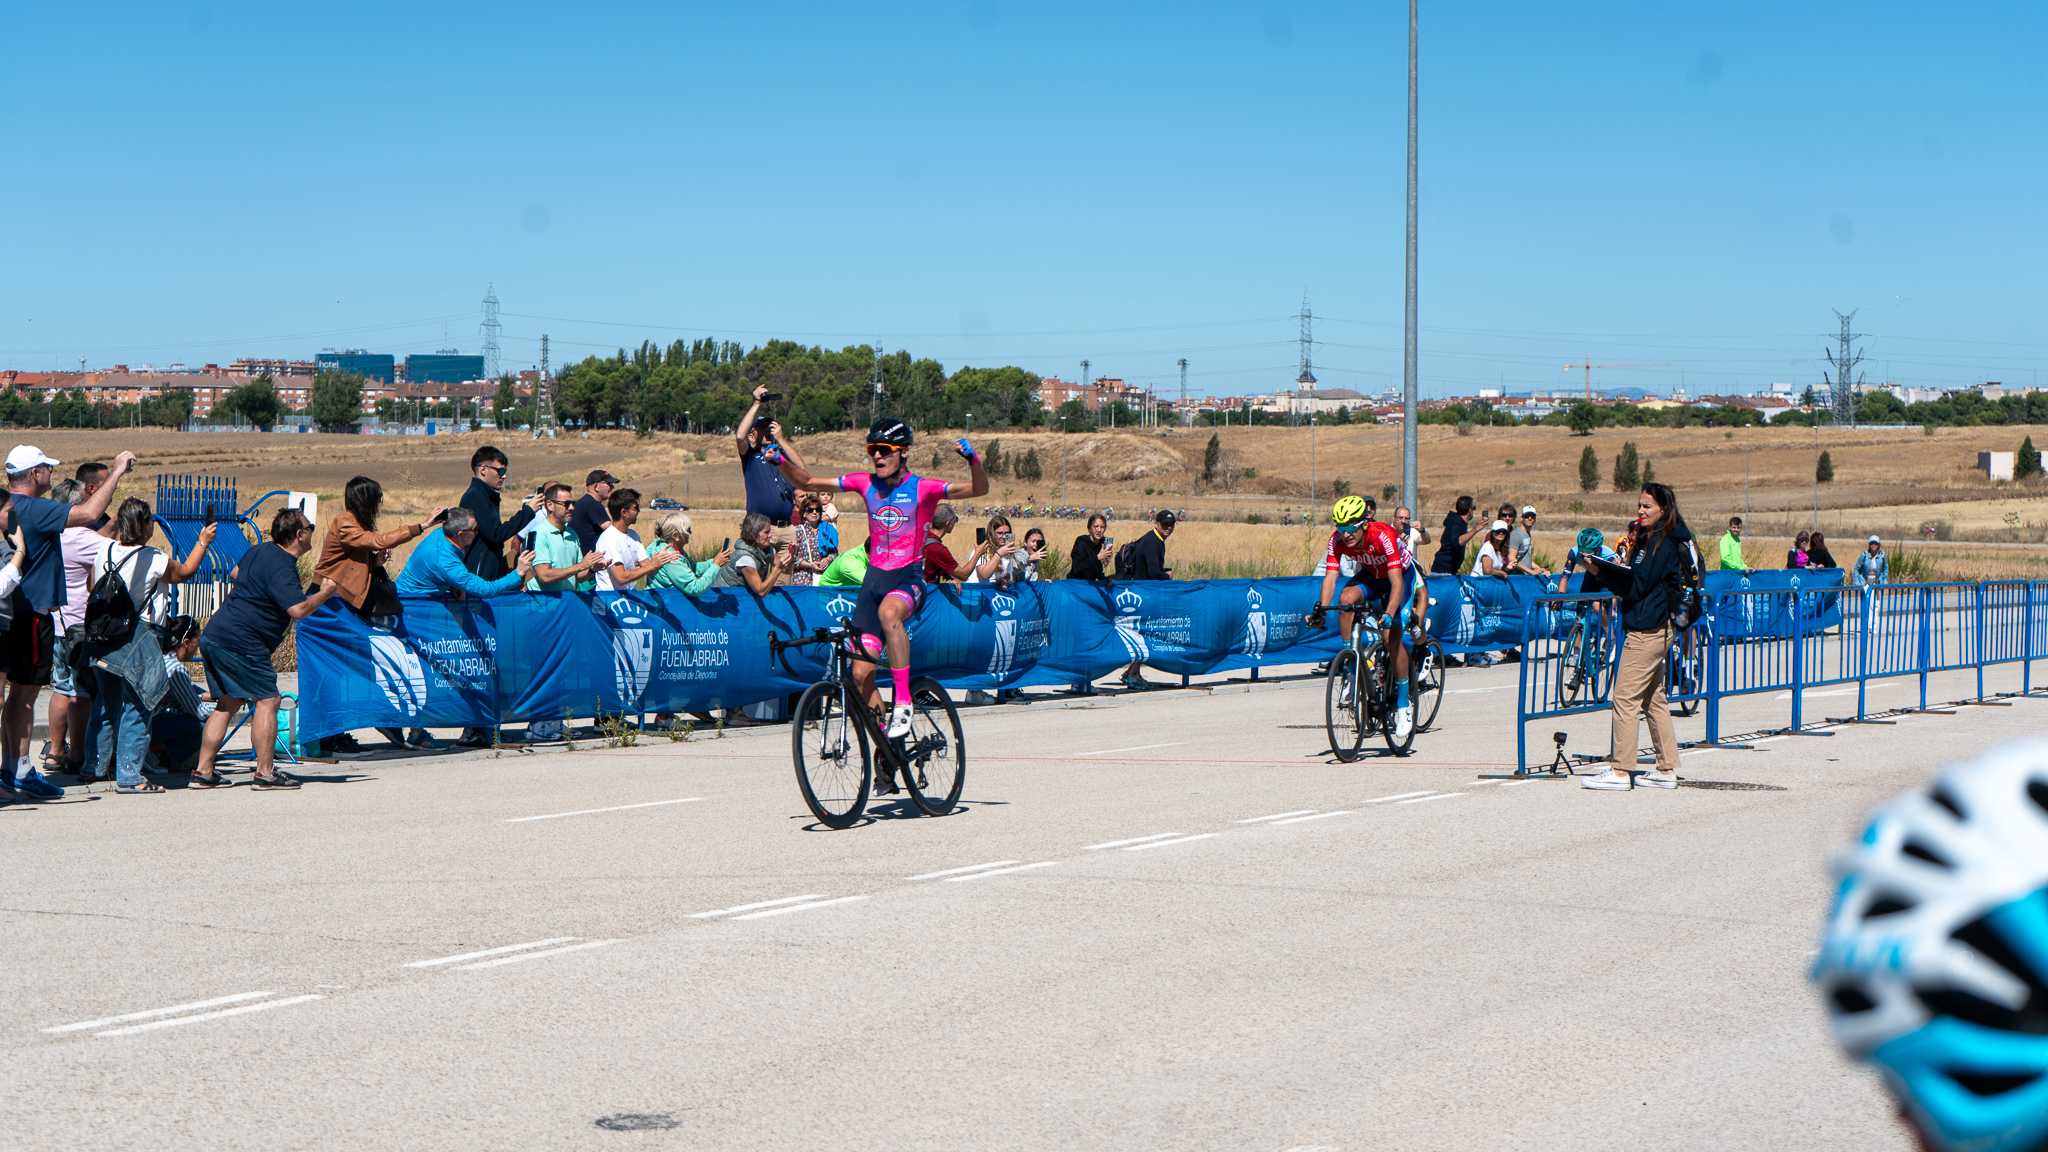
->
xmin=866 ymin=417 xmax=914 ymax=450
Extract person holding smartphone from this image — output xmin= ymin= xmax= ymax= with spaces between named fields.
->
xmin=1580 ymin=484 xmax=1690 ymax=792
xmin=736 ymin=385 xmax=804 ymax=530
xmin=1068 ymin=513 xmax=1113 ymax=582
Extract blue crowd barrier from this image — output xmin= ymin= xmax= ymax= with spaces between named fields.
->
xmin=1512 ymin=579 xmax=2048 ymax=773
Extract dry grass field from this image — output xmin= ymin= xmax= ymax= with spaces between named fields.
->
xmin=12 ymin=422 xmax=2046 ymax=580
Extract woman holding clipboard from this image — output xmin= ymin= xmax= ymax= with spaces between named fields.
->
xmin=1580 ymin=482 xmax=1692 ymax=792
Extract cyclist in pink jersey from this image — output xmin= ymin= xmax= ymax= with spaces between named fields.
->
xmin=777 ymin=418 xmax=987 ymax=753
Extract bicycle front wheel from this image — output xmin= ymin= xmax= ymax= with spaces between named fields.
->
xmin=1380 ymin=640 xmax=1418 ymax=757
xmin=793 ymin=681 xmax=870 ymax=829
xmin=903 ymin=677 xmax=966 ymax=816
xmin=1671 ymin=640 xmax=1703 ymax=717
xmin=1325 ymin=649 xmax=1366 ymax=763
xmin=1556 ymin=629 xmax=1589 ymax=708
xmin=1415 ymin=637 xmax=1447 ymax=732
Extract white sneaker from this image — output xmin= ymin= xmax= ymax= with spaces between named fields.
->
xmin=1393 ymin=705 xmax=1413 ymax=742
xmin=1637 ymin=769 xmax=1679 ymax=790
xmin=1580 ymin=769 xmax=1633 ymax=791
xmin=885 ymin=704 xmax=914 ymax=740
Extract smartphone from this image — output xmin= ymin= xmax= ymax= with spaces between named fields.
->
xmin=1103 ymin=536 xmax=1114 ymax=548
xmin=757 ymin=392 xmax=782 ymax=403
xmin=430 ymin=507 xmax=449 ymax=525
xmin=202 ymin=504 xmax=216 ymax=528
xmin=721 ymin=537 xmax=731 ymax=552
xmin=975 ymin=527 xmax=988 ymax=546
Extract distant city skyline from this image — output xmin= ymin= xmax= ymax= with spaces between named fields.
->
xmin=5 ymin=1 xmax=2044 ymax=399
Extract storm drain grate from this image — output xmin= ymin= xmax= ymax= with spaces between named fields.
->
xmin=595 ymin=1113 xmax=681 ymax=1132
xmin=1679 ymin=779 xmax=1788 ymax=792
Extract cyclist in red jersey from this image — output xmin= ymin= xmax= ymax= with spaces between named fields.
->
xmin=1306 ymin=495 xmax=1419 ymax=740
xmin=776 ymin=419 xmax=988 ymax=760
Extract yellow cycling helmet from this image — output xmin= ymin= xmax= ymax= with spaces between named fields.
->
xmin=1331 ymin=495 xmax=1369 ymax=527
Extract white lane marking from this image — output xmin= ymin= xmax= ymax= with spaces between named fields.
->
xmin=1450 ymin=685 xmax=1508 ymax=694
xmin=1085 ymin=832 xmax=1182 ymax=850
xmin=454 ymin=939 xmax=620 ymax=970
xmin=405 ymin=937 xmax=578 ymax=968
xmin=1236 ymin=809 xmax=1318 ymax=824
xmin=1268 ymin=810 xmax=1354 ymax=826
xmin=43 ymin=990 xmax=279 ymax=1035
xmin=95 ymin=994 xmax=325 ymax=1038
xmin=1122 ymin=832 xmax=1220 ymax=852
xmin=1076 ymin=742 xmax=1186 ymax=757
xmin=1396 ymin=792 xmax=1465 ymax=805
xmin=505 ymin=797 xmax=702 ymax=824
xmin=907 ymin=861 xmax=1020 ymax=881
xmin=690 ymin=894 xmax=828 ymax=919
xmin=731 ymin=894 xmax=871 ymax=921
xmin=1502 ymin=779 xmax=1538 ymax=787
xmin=942 ymin=861 xmax=1060 ymax=882
xmin=1365 ymin=791 xmax=1437 ymax=804
xmin=1468 ymin=780 xmax=1504 ymax=787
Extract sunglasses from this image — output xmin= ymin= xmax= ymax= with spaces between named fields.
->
xmin=1337 ymin=524 xmax=1364 ymax=535
xmin=866 ymin=444 xmax=903 ymax=458
xmin=483 ymin=464 xmax=508 ymax=476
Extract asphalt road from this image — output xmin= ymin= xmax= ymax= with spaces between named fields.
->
xmin=6 ymin=655 xmax=2037 ymax=1151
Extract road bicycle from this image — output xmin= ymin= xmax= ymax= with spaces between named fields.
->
xmin=1413 ymin=633 xmax=1447 ymax=732
xmin=768 ymin=623 xmax=966 ymax=829
xmin=1667 ymin=617 xmax=1708 ymax=717
xmin=1555 ymin=602 xmax=1613 ymax=708
xmin=1314 ymin=605 xmax=1419 ymax=761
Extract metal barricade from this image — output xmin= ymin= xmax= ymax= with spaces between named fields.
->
xmin=1514 ymin=592 xmax=1619 ymax=774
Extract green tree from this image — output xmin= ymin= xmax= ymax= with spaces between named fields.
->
xmin=1816 ymin=450 xmax=1834 ymax=483
xmin=2017 ymin=435 xmax=2042 ymax=480
xmin=1567 ymin=401 xmax=1599 ymax=436
xmin=1642 ymin=459 xmax=1656 ymax=485
xmin=983 ymin=438 xmax=1006 ymax=477
xmin=1578 ymin=444 xmax=1599 ymax=492
xmin=1202 ymin=433 xmax=1221 ymax=482
xmin=1330 ymin=478 xmax=1351 ymax=498
xmin=1612 ymin=441 xmax=1640 ymax=491
xmin=1016 ymin=446 xmax=1043 ymax=481
xmin=308 ymin=371 xmax=363 ymax=432
xmin=219 ymin=375 xmax=282 ymax=430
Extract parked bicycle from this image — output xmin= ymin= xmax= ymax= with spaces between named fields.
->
xmin=1667 ymin=617 xmax=1709 ymax=717
xmin=1316 ymin=605 xmax=1419 ymax=761
xmin=768 ymin=623 xmax=966 ymax=829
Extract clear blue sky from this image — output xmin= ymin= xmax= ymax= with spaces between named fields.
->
xmin=5 ymin=0 xmax=2044 ymax=399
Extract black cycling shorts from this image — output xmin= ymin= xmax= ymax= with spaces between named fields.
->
xmin=851 ymin=563 xmax=926 ymax=637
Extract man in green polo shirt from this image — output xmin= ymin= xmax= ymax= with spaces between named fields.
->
xmin=819 ymin=542 xmax=868 ymax=587
xmin=526 ymin=482 xmax=604 ymax=591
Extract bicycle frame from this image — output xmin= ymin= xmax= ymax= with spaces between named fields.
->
xmin=771 ymin=625 xmax=911 ymax=774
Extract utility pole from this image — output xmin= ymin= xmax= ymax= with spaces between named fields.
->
xmin=869 ymin=339 xmax=885 ymax=422
xmin=1824 ymin=309 xmax=1865 ymax=428
xmin=480 ymin=285 xmax=502 ymax=379
xmin=1401 ymin=0 xmax=1420 ymax=515
xmin=534 ymin=333 xmax=557 ymax=438
xmin=1177 ymin=358 xmax=1188 ymax=428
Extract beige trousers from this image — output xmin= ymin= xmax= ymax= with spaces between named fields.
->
xmin=1610 ymin=624 xmax=1679 ymax=774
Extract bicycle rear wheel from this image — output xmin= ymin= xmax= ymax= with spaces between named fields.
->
xmin=793 ymin=681 xmax=870 ymax=829
xmin=1324 ymin=648 xmax=1366 ymax=763
xmin=903 ymin=677 xmax=966 ymax=817
xmin=1415 ymin=637 xmax=1447 ymax=732
xmin=1379 ymin=638 xmax=1418 ymax=757
xmin=1556 ymin=627 xmax=1589 ymax=708
xmin=1670 ymin=638 xmax=1703 ymax=717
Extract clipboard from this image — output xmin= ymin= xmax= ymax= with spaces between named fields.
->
xmin=1586 ymin=552 xmax=1633 ymax=593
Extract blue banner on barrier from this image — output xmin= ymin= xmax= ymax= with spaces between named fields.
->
xmin=300 ymin=569 xmax=1813 ymax=739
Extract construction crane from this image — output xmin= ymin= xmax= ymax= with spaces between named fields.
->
xmin=1561 ymin=359 xmax=1670 ymax=401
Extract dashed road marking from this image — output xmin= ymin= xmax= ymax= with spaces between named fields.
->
xmin=454 ymin=939 xmax=620 ymax=970
xmin=1395 ymin=792 xmax=1464 ymax=805
xmin=1085 ymin=832 xmax=1182 ymax=850
xmin=405 ymin=938 xmax=579 ymax=968
xmin=908 ymin=861 xmax=1020 ymax=881
xmin=43 ymin=990 xmax=280 ymax=1035
xmin=505 ymin=797 xmax=702 ymax=824
xmin=730 ymin=894 xmax=871 ymax=921
xmin=1237 ymin=809 xmax=1318 ymax=824
xmin=689 ymin=895 xmax=828 ymax=919
xmin=1076 ymin=742 xmax=1186 ymax=757
xmin=1122 ymin=832 xmax=1219 ymax=852
xmin=1365 ymin=791 xmax=1437 ymax=804
xmin=94 ymin=994 xmax=326 ymax=1038
xmin=1267 ymin=810 xmax=1353 ymax=826
xmin=942 ymin=861 xmax=1059 ymax=882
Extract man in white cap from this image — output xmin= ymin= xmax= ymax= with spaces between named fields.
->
xmin=0 ymin=446 xmax=134 ymax=803
xmin=1508 ymin=505 xmax=1550 ymax=577
xmin=1854 ymin=534 xmax=1888 ymax=587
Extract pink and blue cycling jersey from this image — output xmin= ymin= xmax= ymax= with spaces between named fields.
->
xmin=839 ymin=472 xmax=950 ymax=572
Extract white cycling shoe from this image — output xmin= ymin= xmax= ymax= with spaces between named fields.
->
xmin=1393 ymin=705 xmax=1414 ymax=742
xmin=885 ymin=704 xmax=914 ymax=740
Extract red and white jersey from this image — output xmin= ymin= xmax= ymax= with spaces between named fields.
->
xmin=1324 ymin=520 xmax=1413 ymax=580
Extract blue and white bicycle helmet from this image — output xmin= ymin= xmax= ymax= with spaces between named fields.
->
xmin=1813 ymin=739 xmax=2048 ymax=1152
xmin=1574 ymin=527 xmax=1604 ymax=555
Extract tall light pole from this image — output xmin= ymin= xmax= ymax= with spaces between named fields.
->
xmin=1400 ymin=0 xmax=1420 ymax=514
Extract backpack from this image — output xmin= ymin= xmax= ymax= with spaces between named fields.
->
xmin=80 ymin=547 xmax=151 ymax=657
xmin=1670 ymin=537 xmax=1704 ymax=630
xmin=1113 ymin=540 xmax=1139 ymax=580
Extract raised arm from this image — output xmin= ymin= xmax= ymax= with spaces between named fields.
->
xmin=68 ymin=450 xmax=135 ymax=528
xmin=774 ymin=451 xmax=845 ymax=495
xmin=735 ymin=386 xmax=767 ymax=454
xmin=769 ymin=421 xmax=807 ymax=471
xmin=166 ymin=522 xmax=219 ymax=585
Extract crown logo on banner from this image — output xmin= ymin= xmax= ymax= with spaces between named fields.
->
xmin=991 ymin=593 xmax=1017 ymax=619
xmin=824 ymin=594 xmax=856 ymax=621
xmin=1114 ymin=587 xmax=1145 ymax=614
xmin=1245 ymin=587 xmax=1264 ymax=610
